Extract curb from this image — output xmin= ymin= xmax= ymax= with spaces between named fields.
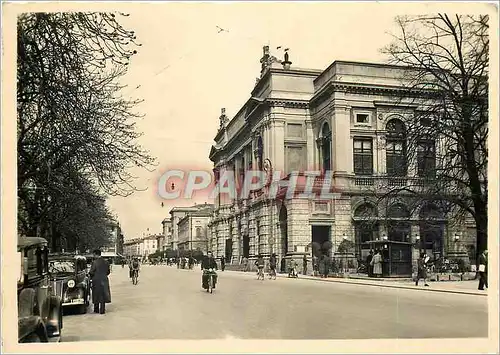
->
xmin=224 ymin=270 xmax=487 ymax=297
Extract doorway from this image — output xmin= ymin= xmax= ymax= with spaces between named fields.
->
xmin=311 ymin=225 xmax=331 ymax=257
xmin=225 ymin=239 xmax=233 ymax=263
xmin=279 ymin=206 xmax=288 ymax=256
xmin=242 ymin=234 xmax=250 ymax=258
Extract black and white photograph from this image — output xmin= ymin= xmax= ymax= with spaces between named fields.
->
xmin=1 ymin=1 xmax=498 ymax=353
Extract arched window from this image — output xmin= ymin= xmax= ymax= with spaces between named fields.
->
xmin=419 ymin=203 xmax=444 ymax=256
xmin=387 ymin=203 xmax=411 ymax=242
xmin=386 ymin=119 xmax=407 ymax=176
xmin=320 ymin=122 xmax=332 ymax=172
xmin=354 ymin=203 xmax=379 ymax=257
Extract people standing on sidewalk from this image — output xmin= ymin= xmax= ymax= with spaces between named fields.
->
xmin=220 ymin=256 xmax=226 ymax=271
xmin=319 ymin=254 xmax=329 ymax=278
xmin=371 ymin=250 xmax=383 ymax=278
xmin=478 ymin=250 xmax=488 ymax=290
xmin=89 ymin=249 xmax=111 ymax=314
xmin=269 ymin=253 xmax=277 ymax=279
xmin=302 ymin=255 xmax=308 ymax=275
xmin=366 ymin=250 xmax=374 ymax=277
xmin=312 ymin=255 xmax=319 ymax=276
xmin=415 ymin=252 xmax=429 ymax=286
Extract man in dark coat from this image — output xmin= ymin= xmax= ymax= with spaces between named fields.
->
xmin=89 ymin=249 xmax=111 ymax=314
xmin=220 ymin=255 xmax=226 ymax=271
xmin=366 ymin=250 xmax=374 ymax=277
xmin=201 ymin=251 xmax=218 ymax=289
xmin=478 ymin=250 xmax=488 ymax=290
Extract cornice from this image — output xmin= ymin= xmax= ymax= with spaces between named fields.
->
xmin=310 ymin=81 xmax=434 ymax=108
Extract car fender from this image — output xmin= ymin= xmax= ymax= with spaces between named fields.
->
xmin=18 ymin=315 xmax=48 ymax=342
xmin=46 ymin=295 xmax=63 ymax=337
xmin=18 ymin=288 xmax=37 ymax=318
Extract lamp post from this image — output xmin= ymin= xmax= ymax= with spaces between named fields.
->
xmin=342 ymin=234 xmax=348 ymax=273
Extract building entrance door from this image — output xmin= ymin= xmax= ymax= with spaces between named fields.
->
xmin=242 ymin=234 xmax=250 ymax=258
xmin=225 ymin=239 xmax=233 ymax=263
xmin=311 ymin=225 xmax=331 ymax=257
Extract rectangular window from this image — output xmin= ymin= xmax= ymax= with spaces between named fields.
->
xmin=417 ymin=140 xmax=436 ymax=178
xmin=356 ymin=113 xmax=370 ymax=124
xmin=353 ymin=138 xmax=373 ymax=175
xmin=287 ymin=123 xmax=304 ymax=138
xmin=386 ymin=140 xmax=407 ymax=176
xmin=286 ymin=145 xmax=306 ymax=173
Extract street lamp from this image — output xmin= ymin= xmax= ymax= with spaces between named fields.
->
xmin=342 ymin=234 xmax=348 ymax=273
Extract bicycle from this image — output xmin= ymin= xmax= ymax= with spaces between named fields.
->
xmin=268 ymin=267 xmax=277 ymax=280
xmin=257 ymin=267 xmax=265 ymax=280
xmin=131 ymin=269 xmax=139 ymax=285
xmin=204 ymin=269 xmax=217 ymax=293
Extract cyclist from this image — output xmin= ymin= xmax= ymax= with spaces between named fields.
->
xmin=201 ymin=251 xmax=218 ymax=290
xmin=268 ymin=253 xmax=277 ymax=279
xmin=129 ymin=257 xmax=140 ymax=282
xmin=255 ymin=254 xmax=265 ymax=280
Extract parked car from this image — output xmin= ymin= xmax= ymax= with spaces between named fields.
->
xmin=48 ymin=254 xmax=91 ymax=314
xmin=17 ymin=237 xmax=63 ymax=343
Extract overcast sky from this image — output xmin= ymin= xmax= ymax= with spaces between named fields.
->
xmin=102 ymin=2 xmax=489 ymax=240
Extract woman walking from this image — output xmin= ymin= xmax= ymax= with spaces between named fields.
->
xmin=371 ymin=250 xmax=383 ymax=278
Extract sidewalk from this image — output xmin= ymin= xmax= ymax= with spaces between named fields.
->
xmin=226 ymin=269 xmax=488 ymax=296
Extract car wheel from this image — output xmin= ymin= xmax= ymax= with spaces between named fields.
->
xmin=24 ymin=333 xmax=41 ymax=343
xmin=79 ymin=304 xmax=88 ymax=314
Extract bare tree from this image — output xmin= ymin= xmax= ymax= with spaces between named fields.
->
xmin=17 ymin=12 xmax=156 ymax=247
xmin=378 ymin=14 xmax=488 ymax=263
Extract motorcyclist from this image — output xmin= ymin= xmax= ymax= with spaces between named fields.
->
xmin=255 ymin=254 xmax=265 ymax=278
xmin=201 ymin=251 xmax=218 ymax=289
xmin=129 ymin=257 xmax=140 ymax=279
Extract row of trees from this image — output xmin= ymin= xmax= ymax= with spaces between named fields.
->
xmin=17 ymin=12 xmax=155 ymax=251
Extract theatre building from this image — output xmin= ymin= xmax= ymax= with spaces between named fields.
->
xmin=207 ymin=46 xmax=477 ymax=275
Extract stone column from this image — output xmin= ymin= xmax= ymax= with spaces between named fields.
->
xmin=332 ymin=105 xmax=351 ymax=174
xmin=270 ymin=116 xmax=286 ymax=174
xmin=248 ymin=206 xmax=257 ymax=256
xmin=287 ymin=199 xmax=311 ymax=254
xmin=231 ymin=217 xmax=239 ymax=263
xmin=259 ymin=202 xmax=271 ymax=256
xmin=332 ymin=196 xmax=352 ymax=253
xmin=305 ymin=118 xmax=315 ymax=171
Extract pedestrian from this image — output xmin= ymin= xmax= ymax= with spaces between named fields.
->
xmin=242 ymin=257 xmax=248 ymax=272
xmin=89 ymin=249 xmax=111 ymax=314
xmin=415 ymin=252 xmax=429 ymax=286
xmin=478 ymin=250 xmax=488 ymax=290
xmin=220 ymin=256 xmax=226 ymax=271
xmin=312 ymin=255 xmax=319 ymax=276
xmin=318 ymin=254 xmax=326 ymax=278
xmin=371 ymin=250 xmax=383 ymax=278
xmin=366 ymin=250 xmax=374 ymax=277
xmin=302 ymin=255 xmax=308 ymax=275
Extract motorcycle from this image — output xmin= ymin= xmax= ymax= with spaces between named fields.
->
xmin=203 ymin=269 xmax=217 ymax=294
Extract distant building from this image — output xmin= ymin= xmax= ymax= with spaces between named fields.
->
xmin=177 ymin=209 xmax=212 ymax=253
xmin=103 ymin=220 xmax=123 ymax=255
xmin=123 ymin=234 xmax=161 ymax=258
xmin=161 ymin=218 xmax=173 ymax=250
xmin=168 ymin=203 xmax=214 ymax=250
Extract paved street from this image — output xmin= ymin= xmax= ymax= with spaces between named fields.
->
xmin=61 ymin=265 xmax=488 ymax=341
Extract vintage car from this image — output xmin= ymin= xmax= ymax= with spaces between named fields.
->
xmin=48 ymin=254 xmax=91 ymax=314
xmin=17 ymin=237 xmax=63 ymax=343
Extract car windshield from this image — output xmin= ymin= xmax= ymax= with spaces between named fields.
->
xmin=49 ymin=260 xmax=75 ymax=274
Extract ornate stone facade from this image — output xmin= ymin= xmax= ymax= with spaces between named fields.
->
xmin=207 ymin=48 xmax=477 ymax=273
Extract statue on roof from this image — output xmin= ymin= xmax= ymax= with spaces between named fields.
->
xmin=219 ymin=107 xmax=229 ymax=129
xmin=260 ymin=45 xmax=281 ymax=77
